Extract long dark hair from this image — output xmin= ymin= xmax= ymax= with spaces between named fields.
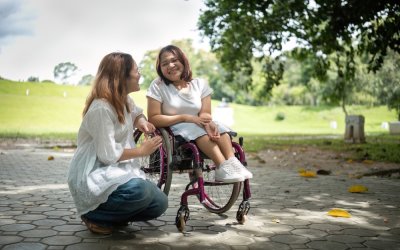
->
xmin=83 ymin=52 xmax=133 ymax=123
xmin=156 ymin=45 xmax=192 ymax=85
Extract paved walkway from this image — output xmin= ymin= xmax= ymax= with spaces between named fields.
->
xmin=0 ymin=147 xmax=399 ymax=250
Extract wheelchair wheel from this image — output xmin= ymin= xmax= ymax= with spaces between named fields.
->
xmin=134 ymin=128 xmax=173 ymax=195
xmin=199 ymin=159 xmax=241 ymax=214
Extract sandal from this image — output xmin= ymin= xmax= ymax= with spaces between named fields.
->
xmin=81 ymin=216 xmax=113 ymax=235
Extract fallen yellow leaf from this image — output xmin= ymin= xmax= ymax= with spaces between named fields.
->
xmin=48 ymin=156 xmax=54 ymax=161
xmin=347 ymin=159 xmax=353 ymax=163
xmin=299 ymin=171 xmax=316 ymax=177
xmin=348 ymin=185 xmax=368 ymax=193
xmin=327 ymin=208 xmax=351 ymax=218
xmin=298 ymin=168 xmax=306 ymax=173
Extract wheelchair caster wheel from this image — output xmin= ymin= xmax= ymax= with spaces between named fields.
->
xmin=236 ymin=200 xmax=250 ymax=224
xmin=176 ymin=205 xmax=190 ymax=232
xmin=176 ymin=215 xmax=186 ymax=232
xmin=237 ymin=213 xmax=247 ymax=224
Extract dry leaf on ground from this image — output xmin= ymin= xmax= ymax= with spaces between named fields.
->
xmin=299 ymin=171 xmax=317 ymax=177
xmin=327 ymin=208 xmax=351 ymax=218
xmin=348 ymin=185 xmax=368 ymax=193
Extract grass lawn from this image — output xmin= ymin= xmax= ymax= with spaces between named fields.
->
xmin=1 ymin=79 xmax=399 ymax=163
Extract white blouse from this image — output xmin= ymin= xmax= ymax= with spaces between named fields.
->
xmin=146 ymin=78 xmax=233 ymax=141
xmin=67 ymin=96 xmax=145 ymax=216
xmin=146 ymin=78 xmax=213 ymax=116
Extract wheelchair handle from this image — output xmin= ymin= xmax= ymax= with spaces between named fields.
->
xmin=239 ymin=137 xmax=243 ymax=146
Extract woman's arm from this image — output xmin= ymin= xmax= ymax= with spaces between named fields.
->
xmin=198 ymin=95 xmax=212 ymax=120
xmin=199 ymin=95 xmax=220 ymax=140
xmin=118 ymin=135 xmax=162 ymax=161
xmin=134 ymin=114 xmax=156 ymax=133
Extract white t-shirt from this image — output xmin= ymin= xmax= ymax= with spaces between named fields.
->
xmin=146 ymin=78 xmax=230 ymax=141
xmin=67 ymin=96 xmax=145 ymax=216
xmin=146 ymin=78 xmax=213 ymax=116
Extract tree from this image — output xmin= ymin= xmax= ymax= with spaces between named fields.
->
xmin=54 ymin=62 xmax=78 ymax=84
xmin=198 ymin=0 xmax=400 ymax=113
xmin=139 ymin=50 xmax=159 ymax=89
xmin=27 ymin=76 xmax=39 ymax=82
xmin=78 ymin=74 xmax=94 ymax=86
xmin=373 ymin=50 xmax=400 ymax=120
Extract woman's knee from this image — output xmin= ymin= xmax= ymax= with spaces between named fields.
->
xmin=150 ymin=191 xmax=168 ymax=217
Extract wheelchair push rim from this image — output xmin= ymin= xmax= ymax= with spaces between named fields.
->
xmin=134 ymin=128 xmax=173 ymax=195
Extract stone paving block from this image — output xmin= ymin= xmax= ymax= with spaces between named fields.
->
xmin=306 ymin=240 xmax=348 ymax=250
xmin=65 ymin=243 xmax=109 ymax=250
xmin=342 ymin=228 xmax=378 ymax=237
xmin=33 ymin=219 xmax=67 ymax=226
xmin=0 ymin=235 xmax=23 ymax=245
xmin=270 ymin=234 xmax=310 ymax=244
xmin=247 ymin=241 xmax=291 ymax=250
xmin=41 ymin=235 xmax=82 ymax=245
xmin=0 ymin=219 xmax=16 ymax=226
xmin=13 ymin=214 xmax=46 ymax=221
xmin=19 ymin=229 xmax=57 ymax=237
xmin=0 ymin=223 xmax=35 ymax=232
xmin=219 ymin=234 xmax=255 ymax=246
xmin=309 ymin=223 xmax=342 ymax=231
xmin=2 ymin=242 xmax=47 ymax=250
xmin=23 ymin=237 xmax=41 ymax=242
xmin=363 ymin=239 xmax=400 ymax=249
xmin=326 ymin=234 xmax=364 ymax=243
xmin=291 ymin=228 xmax=328 ymax=239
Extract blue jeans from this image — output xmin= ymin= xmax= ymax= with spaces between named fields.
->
xmin=84 ymin=178 xmax=168 ymax=226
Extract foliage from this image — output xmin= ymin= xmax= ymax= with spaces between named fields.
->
xmin=275 ymin=112 xmax=285 ymax=121
xmin=373 ymin=50 xmax=400 ymax=120
xmin=27 ymin=76 xmax=39 ymax=82
xmin=78 ymin=74 xmax=94 ymax=86
xmin=53 ymin=62 xmax=78 ymax=84
xmin=139 ymin=49 xmax=159 ymax=88
xmin=198 ymin=0 xmax=400 ymax=113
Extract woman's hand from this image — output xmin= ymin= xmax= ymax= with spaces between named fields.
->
xmin=186 ymin=115 xmax=211 ymax=127
xmin=138 ymin=135 xmax=163 ymax=156
xmin=204 ymin=121 xmax=220 ymax=141
xmin=137 ymin=120 xmax=156 ymax=133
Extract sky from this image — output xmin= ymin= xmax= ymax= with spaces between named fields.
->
xmin=0 ymin=0 xmax=208 ymax=83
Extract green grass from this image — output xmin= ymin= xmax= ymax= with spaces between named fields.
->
xmin=1 ymin=79 xmax=399 ymax=163
xmin=240 ymin=133 xmax=400 ymax=163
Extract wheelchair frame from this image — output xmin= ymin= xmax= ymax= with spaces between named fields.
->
xmin=134 ymin=127 xmax=251 ymax=231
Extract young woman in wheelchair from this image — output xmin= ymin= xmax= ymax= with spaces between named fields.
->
xmin=146 ymin=45 xmax=252 ymax=183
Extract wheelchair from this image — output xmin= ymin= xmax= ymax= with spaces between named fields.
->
xmin=133 ymin=127 xmax=251 ymax=232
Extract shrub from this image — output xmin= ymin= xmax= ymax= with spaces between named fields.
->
xmin=275 ymin=112 xmax=286 ymax=121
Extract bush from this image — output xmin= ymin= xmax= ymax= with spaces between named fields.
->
xmin=275 ymin=112 xmax=286 ymax=121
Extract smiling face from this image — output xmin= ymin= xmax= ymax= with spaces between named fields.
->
xmin=159 ymin=51 xmax=184 ymax=83
xmin=127 ymin=62 xmax=141 ymax=93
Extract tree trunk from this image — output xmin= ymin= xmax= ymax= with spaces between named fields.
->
xmin=341 ymin=99 xmax=348 ymax=117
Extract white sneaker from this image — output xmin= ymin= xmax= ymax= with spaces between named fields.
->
xmin=230 ymin=157 xmax=253 ymax=179
xmin=215 ymin=160 xmax=245 ymax=183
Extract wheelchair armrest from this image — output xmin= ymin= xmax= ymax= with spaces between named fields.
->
xmin=228 ymin=131 xmax=237 ymax=137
